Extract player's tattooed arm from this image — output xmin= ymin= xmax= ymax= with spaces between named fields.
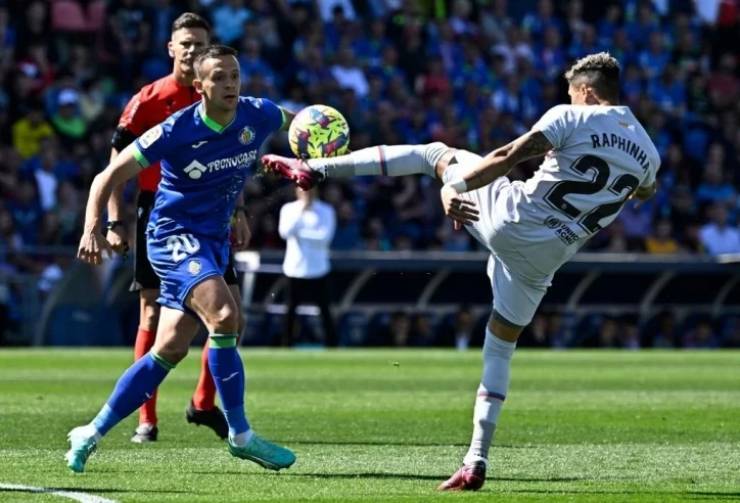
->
xmin=449 ymin=130 xmax=552 ymax=193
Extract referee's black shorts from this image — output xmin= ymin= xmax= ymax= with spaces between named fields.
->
xmin=129 ymin=190 xmax=239 ymax=292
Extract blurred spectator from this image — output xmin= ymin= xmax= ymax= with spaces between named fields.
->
xmin=51 ymin=89 xmax=88 ymax=143
xmin=683 ymin=319 xmax=720 ymax=349
xmin=699 ymin=203 xmax=740 ymax=256
xmin=645 ymin=218 xmax=681 ymax=254
xmin=11 ymin=101 xmax=54 ymax=159
xmin=652 ymin=310 xmax=680 ymax=348
xmin=212 ymin=0 xmax=251 ymax=45
xmin=279 ymin=186 xmax=337 ymax=347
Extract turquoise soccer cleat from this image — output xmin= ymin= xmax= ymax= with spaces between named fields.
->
xmin=65 ymin=426 xmax=98 ymax=473
xmin=228 ymin=433 xmax=296 ymax=471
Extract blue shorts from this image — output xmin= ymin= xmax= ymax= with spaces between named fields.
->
xmin=147 ymin=232 xmax=229 ymax=311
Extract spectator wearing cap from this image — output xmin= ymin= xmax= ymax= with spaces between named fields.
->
xmin=51 ymin=89 xmax=87 ymax=143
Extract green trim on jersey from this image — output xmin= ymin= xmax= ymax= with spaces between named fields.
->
xmin=199 ymin=104 xmax=235 ymax=134
xmin=209 ymin=334 xmax=238 ymax=349
xmin=132 ymin=144 xmax=150 ymax=168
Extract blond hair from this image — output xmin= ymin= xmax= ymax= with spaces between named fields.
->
xmin=564 ymin=52 xmax=621 ymax=101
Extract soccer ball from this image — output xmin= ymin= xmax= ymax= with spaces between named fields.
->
xmin=288 ymin=104 xmax=350 ymax=159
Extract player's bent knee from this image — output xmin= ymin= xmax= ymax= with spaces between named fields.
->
xmin=207 ymin=304 xmax=239 ymax=333
xmin=153 ymin=338 xmax=189 ymax=364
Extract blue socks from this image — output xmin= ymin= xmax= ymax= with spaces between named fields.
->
xmin=207 ymin=333 xmax=250 ymax=439
xmin=92 ymin=352 xmax=174 ymax=436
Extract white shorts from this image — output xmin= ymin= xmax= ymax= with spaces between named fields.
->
xmin=443 ymin=149 xmax=553 ymax=327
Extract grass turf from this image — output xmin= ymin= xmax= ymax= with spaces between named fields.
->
xmin=0 ymin=349 xmax=739 ymax=502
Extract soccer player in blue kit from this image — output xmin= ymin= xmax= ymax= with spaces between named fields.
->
xmin=68 ymin=45 xmax=296 ymax=473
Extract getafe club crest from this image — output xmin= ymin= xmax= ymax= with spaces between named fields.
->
xmin=188 ymin=259 xmax=202 ymax=275
xmin=239 ymin=126 xmax=255 ymax=145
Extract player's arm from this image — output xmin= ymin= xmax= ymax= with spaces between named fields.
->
xmin=107 ymin=94 xmax=144 ymax=253
xmin=440 ymin=130 xmax=552 ymax=225
xmin=632 ymin=181 xmax=657 ymax=201
xmin=231 ymin=192 xmax=251 ymax=251
xmin=450 ymin=130 xmax=552 ymax=193
xmin=78 ymin=145 xmax=144 ymax=265
xmin=106 ymin=146 xmax=131 ymax=254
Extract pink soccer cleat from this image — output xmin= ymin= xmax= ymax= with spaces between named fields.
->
xmin=437 ymin=461 xmax=487 ymax=491
xmin=261 ymin=154 xmax=324 ymax=190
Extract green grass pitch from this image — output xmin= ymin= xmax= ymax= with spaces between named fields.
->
xmin=1 ymin=349 xmax=739 ymax=502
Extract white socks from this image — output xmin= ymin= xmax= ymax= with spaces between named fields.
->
xmin=463 ymin=329 xmax=516 ymax=466
xmin=231 ymin=428 xmax=254 ymax=447
xmin=306 ymin=142 xmax=449 ymax=179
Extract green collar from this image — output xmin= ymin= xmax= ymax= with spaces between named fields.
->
xmin=198 ymin=103 xmax=235 ymax=134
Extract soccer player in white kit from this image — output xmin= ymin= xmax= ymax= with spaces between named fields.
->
xmin=263 ymin=52 xmax=660 ymax=490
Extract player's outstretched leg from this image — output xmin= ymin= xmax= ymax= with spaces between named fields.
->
xmin=207 ymin=333 xmax=296 ymax=470
xmin=131 ymin=326 xmax=159 ymax=443
xmin=439 ymin=326 xmax=516 ymax=491
xmin=261 ymin=142 xmax=450 ymax=188
xmin=65 ymin=351 xmax=176 ymax=472
xmin=186 ymin=341 xmax=228 ymax=439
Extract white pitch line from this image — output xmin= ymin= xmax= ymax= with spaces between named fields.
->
xmin=0 ymin=483 xmax=118 ymax=503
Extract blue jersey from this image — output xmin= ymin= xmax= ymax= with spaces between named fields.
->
xmin=132 ymin=96 xmax=284 ymax=240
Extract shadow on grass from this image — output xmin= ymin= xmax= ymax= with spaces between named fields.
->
xmin=285 ymin=439 xmax=469 ymax=447
xmin=0 ymin=486 xmax=201 ymax=495
xmin=507 ymin=489 xmax=740 ymax=499
xmin=685 ymin=491 xmax=740 ymax=500
xmin=188 ymin=471 xmax=584 ymax=483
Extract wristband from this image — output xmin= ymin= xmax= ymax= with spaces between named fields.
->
xmin=448 ymin=179 xmax=468 ymax=194
xmin=106 ymin=220 xmax=125 ymax=231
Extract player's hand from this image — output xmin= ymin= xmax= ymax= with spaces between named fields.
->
xmin=629 ymin=182 xmax=657 ymax=209
xmin=440 ymin=183 xmax=479 ymax=229
xmin=106 ymin=226 xmax=130 ymax=256
xmin=231 ymin=212 xmax=252 ymax=251
xmin=77 ymin=228 xmax=113 ymax=265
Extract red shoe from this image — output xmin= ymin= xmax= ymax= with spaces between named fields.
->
xmin=437 ymin=461 xmax=487 ymax=491
xmin=261 ymin=154 xmax=324 ymax=190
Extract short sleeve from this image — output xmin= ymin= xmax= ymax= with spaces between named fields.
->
xmin=132 ymin=121 xmax=174 ymax=168
xmin=118 ymin=91 xmax=148 ymax=136
xmin=641 ymin=157 xmax=660 ymax=189
xmin=531 ymin=105 xmax=574 ymax=149
xmin=247 ymin=97 xmax=284 ymax=132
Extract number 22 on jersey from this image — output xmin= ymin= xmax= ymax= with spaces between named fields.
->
xmin=544 ymin=155 xmax=640 ymax=234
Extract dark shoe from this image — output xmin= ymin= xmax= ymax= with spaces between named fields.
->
xmin=130 ymin=423 xmax=158 ymax=443
xmin=186 ymin=401 xmax=228 ymax=440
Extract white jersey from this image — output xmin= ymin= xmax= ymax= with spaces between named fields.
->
xmin=495 ymin=104 xmax=660 ymax=274
xmin=442 ymin=105 xmax=659 ymax=326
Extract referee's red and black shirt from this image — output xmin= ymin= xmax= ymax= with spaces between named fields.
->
xmin=113 ymin=74 xmax=201 ymax=192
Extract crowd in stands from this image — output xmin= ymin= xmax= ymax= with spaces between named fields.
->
xmin=0 ymin=0 xmax=739 ymax=344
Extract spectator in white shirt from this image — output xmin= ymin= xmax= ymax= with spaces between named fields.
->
xmin=279 ymin=187 xmax=337 ymax=347
xmin=699 ymin=203 xmax=740 ymax=256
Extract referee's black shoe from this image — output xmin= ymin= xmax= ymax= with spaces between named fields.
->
xmin=186 ymin=401 xmax=228 ymax=440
